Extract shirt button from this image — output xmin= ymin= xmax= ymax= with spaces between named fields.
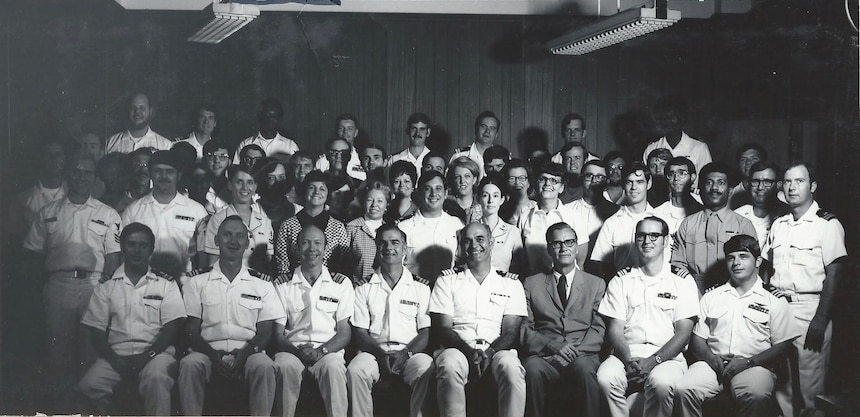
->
xmin=708 ymin=243 xmax=714 ymax=247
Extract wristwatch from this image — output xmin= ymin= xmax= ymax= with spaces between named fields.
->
xmin=146 ymin=349 xmax=157 ymax=358
xmin=654 ymin=355 xmax=663 ymax=364
xmin=406 ymin=350 xmax=415 ymax=358
xmin=320 ymin=346 xmax=329 ymax=355
xmin=251 ymin=344 xmax=262 ymax=354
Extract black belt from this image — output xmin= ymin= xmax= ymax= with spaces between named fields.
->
xmin=51 ymin=269 xmax=98 ymax=279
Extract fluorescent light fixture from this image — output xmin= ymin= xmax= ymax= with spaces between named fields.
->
xmin=187 ymin=2 xmax=260 ymax=44
xmin=548 ymin=6 xmax=681 ymax=55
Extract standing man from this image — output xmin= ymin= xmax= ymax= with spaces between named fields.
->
xmin=652 ymin=157 xmax=702 ymax=238
xmin=234 ymin=98 xmax=300 ymax=164
xmin=388 ymin=113 xmax=433 ymax=174
xmin=557 ymin=142 xmax=589 ymax=204
xmin=603 ymin=151 xmax=628 ymax=205
xmin=273 ymin=225 xmax=353 ymax=417
xmin=23 ymin=152 xmax=123 ymax=411
xmin=565 ymin=160 xmax=618 ymax=260
xmin=105 ymin=93 xmax=172 ymax=154
xmin=521 ymin=222 xmax=606 ymax=417
xmin=127 ymin=148 xmax=153 ymax=201
xmin=179 ymin=216 xmax=283 ymax=416
xmin=551 ymin=113 xmax=599 ymax=165
xmin=348 ymin=224 xmax=434 ymax=417
xmin=762 ymin=161 xmax=847 ymax=416
xmin=596 ymin=216 xmax=699 ymax=417
xmin=78 ymin=223 xmax=186 ymax=415
xmin=15 ymin=139 xmax=67 ymax=240
xmin=671 ymin=162 xmax=757 ymax=294
xmin=398 ymin=170 xmax=465 ymax=284
xmin=590 ymin=161 xmax=659 ymax=279
xmin=728 ymin=142 xmax=767 ymax=209
xmin=122 ymin=150 xmax=208 ymax=278
xmin=642 ymin=95 xmax=712 ymax=182
xmin=174 ymin=106 xmax=217 ymax=160
xmin=451 ymin=110 xmax=502 ymax=176
xmin=675 ymin=234 xmax=800 ymax=417
xmin=734 ymin=161 xmax=786 ymax=246
xmin=316 ymin=114 xmax=366 ymax=181
xmin=428 ymin=222 xmax=528 ymax=417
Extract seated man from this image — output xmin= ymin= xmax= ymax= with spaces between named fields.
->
xmin=675 ymin=235 xmax=800 ymax=417
xmin=428 ymin=222 xmax=528 ymax=417
xmin=179 ymin=216 xmax=283 ymax=416
xmin=348 ymin=224 xmax=434 ymax=417
xmin=521 ymin=222 xmax=606 ymax=417
xmin=596 ymin=216 xmax=699 ymax=417
xmin=78 ymin=223 xmax=185 ymax=415
xmin=273 ymin=225 xmax=354 ymax=417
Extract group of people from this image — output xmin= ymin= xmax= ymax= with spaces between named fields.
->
xmin=15 ymin=92 xmax=846 ymax=417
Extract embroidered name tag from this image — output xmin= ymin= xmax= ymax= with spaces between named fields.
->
xmin=490 ymin=293 xmax=509 ymax=298
xmin=400 ymin=300 xmax=419 ymax=307
xmin=241 ymin=294 xmax=261 ymax=301
xmin=143 ymin=295 xmax=163 ymax=301
xmin=748 ymin=303 xmax=769 ymax=314
xmin=175 ymin=215 xmax=195 ymax=222
xmin=45 ymin=217 xmax=58 ymax=223
xmin=319 ymin=296 xmax=339 ymax=303
xmin=657 ymin=292 xmax=677 ymax=300
xmin=91 ymin=219 xmax=107 ymax=226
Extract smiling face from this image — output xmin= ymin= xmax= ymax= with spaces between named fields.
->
xmin=537 ymin=173 xmax=564 ymax=201
xmin=701 ymin=171 xmax=730 ymax=209
xmin=750 ymin=168 xmax=779 ymax=207
xmin=376 ymin=228 xmax=406 ymax=266
xmin=291 ymin=157 xmax=313 ymax=183
xmin=738 ymin=149 xmax=763 ymax=179
xmin=336 ymin=119 xmax=358 ymax=143
xmin=460 ymin=223 xmax=493 ymax=265
xmin=420 ymin=176 xmax=446 ymax=213
xmin=623 ymin=170 xmax=651 ymax=205
xmin=361 ymin=148 xmax=385 ymax=172
xmin=128 ymin=94 xmax=152 ymax=129
xmin=195 ymin=109 xmax=216 ymax=136
xmin=635 ymin=219 xmax=666 ymax=262
xmin=726 ymin=249 xmax=761 ymax=283
xmin=392 ymin=173 xmax=414 ymax=198
xmin=205 ymin=147 xmax=230 ymax=177
xmin=408 ymin=121 xmax=430 ymax=147
xmin=215 ymin=218 xmax=250 ymax=261
xmin=229 ymin=170 xmax=257 ymax=205
xmin=364 ymin=188 xmax=388 ymax=221
xmin=507 ymin=167 xmax=529 ymax=196
xmin=304 ymin=180 xmax=328 ymax=210
xmin=66 ymin=157 xmax=96 ymax=198
xmin=298 ymin=225 xmax=326 ymax=268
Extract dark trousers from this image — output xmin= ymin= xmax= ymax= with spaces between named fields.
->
xmin=524 ymin=354 xmax=601 ymax=417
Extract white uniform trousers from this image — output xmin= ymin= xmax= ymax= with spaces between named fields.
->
xmin=346 ymin=351 xmax=434 ymax=417
xmin=674 ymin=361 xmax=776 ymax=417
xmin=77 ymin=350 xmax=177 ymax=415
xmin=44 ymin=276 xmax=98 ymax=409
xmin=178 ymin=351 xmax=277 ymax=416
xmin=596 ymin=354 xmax=687 ymax=417
xmin=776 ymin=299 xmax=832 ymax=416
xmin=434 ymin=348 xmax=526 ymax=417
xmin=273 ymin=351 xmax=348 ymax=417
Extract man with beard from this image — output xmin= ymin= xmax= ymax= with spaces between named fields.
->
xmin=728 ymin=143 xmax=767 ymax=210
xmin=388 ymin=113 xmax=433 ymax=174
xmin=127 ymin=148 xmax=153 ymax=201
xmin=596 ymin=216 xmax=699 ymax=417
xmin=671 ymin=162 xmax=756 ymax=294
xmin=179 ymin=216 xmax=283 ymax=416
xmin=23 ymin=152 xmax=123 ymax=412
xmin=174 ymin=106 xmax=217 ymax=160
xmin=565 ymin=160 xmax=618 ymax=261
xmin=122 ymin=151 xmax=208 ymax=278
xmin=557 ymin=141 xmax=588 ymax=204
xmin=451 ymin=111 xmax=502 ymax=177
xmin=273 ymin=225 xmax=354 ymax=417
xmin=642 ymin=95 xmax=712 ymax=184
xmin=202 ymin=139 xmax=232 ymax=214
xmin=603 ymin=151 xmax=628 ymax=205
xmin=233 ymin=98 xmax=299 ymax=164
xmin=106 ymin=93 xmax=171 ymax=154
xmin=734 ymin=161 xmax=786 ymax=246
xmin=78 ymin=223 xmax=186 ymax=415
xmin=316 ymin=114 xmax=366 ymax=181
xmin=652 ymin=157 xmax=703 ymax=241
xmin=398 ymin=170 xmax=465 ymax=283
xmin=429 ymin=222 xmax=527 ymax=417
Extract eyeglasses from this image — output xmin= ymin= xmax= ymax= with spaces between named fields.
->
xmin=132 ymin=162 xmax=149 ymax=168
xmin=537 ymin=176 xmax=561 ymax=186
xmin=667 ymin=170 xmax=689 ymax=179
xmin=206 ymin=153 xmax=230 ymax=161
xmin=582 ymin=173 xmax=606 ymax=181
xmin=634 ymin=232 xmax=665 ymax=242
xmin=749 ymin=179 xmax=776 ymax=187
xmin=549 ymin=239 xmax=577 ymax=249
xmin=508 ymin=175 xmax=528 ymax=183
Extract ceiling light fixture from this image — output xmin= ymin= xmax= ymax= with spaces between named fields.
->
xmin=548 ymin=2 xmax=681 ymax=56
xmin=187 ymin=2 xmax=260 ymax=44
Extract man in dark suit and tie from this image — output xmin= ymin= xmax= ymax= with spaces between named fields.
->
xmin=521 ymin=222 xmax=607 ymax=417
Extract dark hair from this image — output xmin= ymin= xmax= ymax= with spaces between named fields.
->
xmin=736 ymin=142 xmax=768 ymax=163
xmin=128 ymin=147 xmax=153 ymax=160
xmin=482 ymin=145 xmax=510 ymax=164
xmin=478 ymin=175 xmax=510 ymax=199
xmin=539 ymin=162 xmax=565 ymax=179
xmin=120 ymin=222 xmax=155 ymax=250
xmin=418 ymin=169 xmax=446 ymax=189
xmin=474 ymin=110 xmax=500 ymax=132
xmin=603 ymin=150 xmax=627 ymax=164
xmin=406 ymin=112 xmax=432 ymax=128
xmin=128 ymin=93 xmax=152 ymax=109
xmin=202 ymin=139 xmax=230 ymax=155
xmin=422 ymin=151 xmax=447 ymax=169
xmin=335 ymin=113 xmax=358 ymax=128
xmin=325 ymin=136 xmax=353 ymax=152
xmin=559 ymin=141 xmax=587 ymax=156
xmin=581 ymin=159 xmax=605 ymax=173
xmin=226 ymin=165 xmax=254 ymax=181
xmin=636 ymin=216 xmax=669 ymax=236
xmin=302 ymin=170 xmax=328 ymax=189
xmin=664 ymin=156 xmax=696 ymax=177
xmin=170 ymin=142 xmax=198 ymax=176
xmin=646 ymin=148 xmax=673 ymax=162
xmin=503 ymin=158 xmax=533 ymax=181
xmin=239 ymin=144 xmax=266 ymax=161
xmin=561 ymin=113 xmax=586 ymax=131
xmin=748 ymin=161 xmax=782 ymax=179
xmin=290 ymin=150 xmax=314 ymax=163
xmin=698 ymin=162 xmax=735 ymax=190
xmin=724 ymin=234 xmax=761 ymax=258
xmin=375 ymin=223 xmax=407 ymax=245
xmin=192 ymin=105 xmax=216 ymax=120
xmin=258 ymin=98 xmax=283 ymax=118
xmin=389 ymin=160 xmax=418 ymax=184
xmin=622 ymin=161 xmax=651 ymax=182
xmin=783 ymin=161 xmax=817 ymax=183
xmin=360 ymin=143 xmax=387 ymax=160
xmin=545 ymin=222 xmax=577 ymax=243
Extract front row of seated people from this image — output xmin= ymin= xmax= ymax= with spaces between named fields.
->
xmin=75 ymin=214 xmax=799 ymax=417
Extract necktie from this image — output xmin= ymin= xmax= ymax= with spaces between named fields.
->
xmin=557 ymin=276 xmax=567 ymax=307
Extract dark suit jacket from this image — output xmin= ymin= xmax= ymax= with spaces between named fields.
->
xmin=521 ymin=269 xmax=606 ymax=356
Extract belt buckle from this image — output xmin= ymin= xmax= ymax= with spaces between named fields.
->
xmin=72 ymin=270 xmax=92 ymax=279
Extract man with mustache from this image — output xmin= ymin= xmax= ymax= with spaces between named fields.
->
xmin=450 ymin=111 xmax=502 ymax=177
xmin=428 ymin=222 xmax=527 ymax=417
xmin=122 ymin=151 xmax=208 ymax=278
xmin=388 ymin=113 xmax=433 ymax=175
xmin=671 ymin=162 xmax=757 ymax=294
xmin=105 ymin=93 xmax=172 ymax=154
xmin=127 ymin=147 xmax=153 ymax=201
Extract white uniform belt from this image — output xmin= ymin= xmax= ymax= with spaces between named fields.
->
xmin=50 ymin=270 xmax=101 ymax=279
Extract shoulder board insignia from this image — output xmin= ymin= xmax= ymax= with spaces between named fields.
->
xmin=456 ymin=146 xmax=470 ymax=152
xmin=152 ymin=269 xmax=174 ymax=281
xmin=273 ymin=273 xmax=292 ymax=286
xmin=816 ymin=209 xmax=837 ymax=221
xmin=353 ymin=274 xmax=372 ymax=287
xmin=98 ymin=274 xmax=111 ymax=284
xmin=413 ymin=275 xmax=431 ymax=286
xmin=332 ymin=273 xmax=349 ymax=284
xmin=248 ymin=268 xmax=273 ymax=282
xmin=189 ymin=266 xmax=213 ymax=277
xmin=615 ymin=267 xmax=633 ymax=277
xmin=440 ymin=266 xmax=464 ymax=276
xmin=497 ymin=270 xmax=519 ymax=280
xmin=704 ymin=284 xmax=720 ymax=294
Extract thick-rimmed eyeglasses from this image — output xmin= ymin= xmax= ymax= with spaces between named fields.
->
xmin=538 ymin=176 xmax=561 ymax=186
xmin=750 ymin=179 xmax=776 ymax=188
xmin=634 ymin=232 xmax=665 ymax=242
xmin=549 ymin=239 xmax=577 ymax=249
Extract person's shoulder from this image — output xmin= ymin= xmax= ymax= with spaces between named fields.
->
xmin=454 ymin=145 xmax=470 ymax=154
xmin=522 ymin=271 xmax=549 ymax=286
xmin=496 ymin=270 xmax=520 ymax=281
xmin=439 ymin=266 xmax=465 ymax=278
xmin=331 ymin=272 xmax=351 ymax=286
xmin=248 ymin=268 xmax=274 ymax=283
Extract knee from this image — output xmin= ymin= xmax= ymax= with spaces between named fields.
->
xmin=179 ymin=355 xmax=206 ymax=376
xmin=646 ymin=373 xmax=675 ymax=397
xmin=274 ymin=353 xmax=305 ymax=378
xmin=140 ymin=366 xmax=173 ymax=388
xmin=523 ymin=358 xmax=547 ymax=384
xmin=596 ymin=366 xmax=623 ymax=391
xmin=436 ymin=350 xmax=468 ymax=382
xmin=569 ymin=357 xmax=598 ymax=380
xmin=347 ymin=361 xmax=375 ymax=384
xmin=245 ymin=354 xmax=277 ymax=377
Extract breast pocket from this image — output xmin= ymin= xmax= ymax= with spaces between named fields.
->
xmin=704 ymin=307 xmax=730 ymax=337
xmin=790 ymin=240 xmax=820 ymax=268
xmin=202 ymin=289 xmax=222 ymax=317
xmin=87 ymin=221 xmax=109 ymax=238
xmin=142 ymin=299 xmax=162 ymax=325
xmin=742 ymin=308 xmax=770 ymax=345
xmin=316 ymin=299 xmax=339 ymax=315
xmin=487 ymin=294 xmax=508 ymax=318
xmin=653 ymin=296 xmax=677 ymax=314
xmin=174 ymin=218 xmax=198 ymax=237
xmin=238 ymin=296 xmax=263 ymax=323
xmin=398 ymin=302 xmax=419 ymax=319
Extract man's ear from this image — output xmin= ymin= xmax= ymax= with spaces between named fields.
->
xmin=810 ymin=181 xmax=817 ymax=194
xmin=755 ymin=256 xmax=763 ymax=268
xmin=646 ymin=178 xmax=652 ymax=191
